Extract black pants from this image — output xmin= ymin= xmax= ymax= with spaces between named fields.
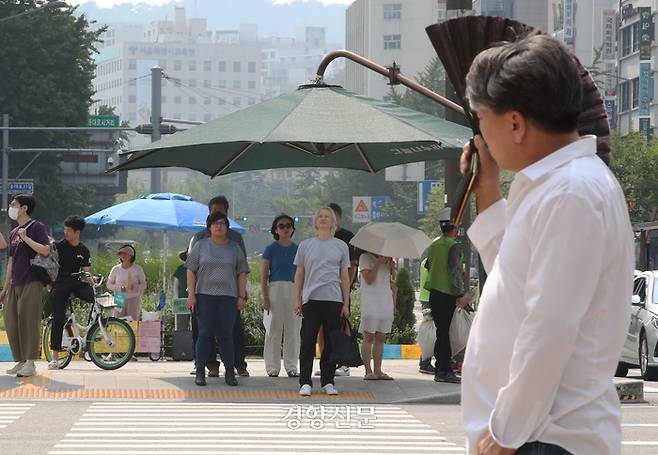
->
xmin=429 ymin=290 xmax=456 ymax=374
xmin=192 ymin=309 xmax=247 ymax=370
xmin=299 ymin=300 xmax=342 ymax=388
xmin=50 ymin=281 xmax=95 ymax=351
xmin=517 ymin=442 xmax=572 ymax=454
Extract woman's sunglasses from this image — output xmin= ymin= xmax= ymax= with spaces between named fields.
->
xmin=277 ymin=223 xmax=293 ymax=229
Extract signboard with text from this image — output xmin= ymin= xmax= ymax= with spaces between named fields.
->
xmin=602 ymin=10 xmax=617 ymax=60
xmin=353 ymin=196 xmax=372 ymax=223
xmin=640 ymin=62 xmax=652 ymax=116
xmin=88 ymin=115 xmax=119 ymax=128
xmin=371 ymin=196 xmax=387 ymax=222
xmin=563 ymin=0 xmax=575 ymax=45
xmin=639 ymin=117 xmax=652 ymax=140
xmin=605 ymin=100 xmax=617 ymax=130
xmin=639 ymin=7 xmax=653 ymax=61
xmin=0 ymin=180 xmax=34 ymax=195
xmin=417 ymin=180 xmax=440 ymax=215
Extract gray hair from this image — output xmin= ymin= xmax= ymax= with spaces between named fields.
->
xmin=313 ymin=207 xmax=337 ymax=236
xmin=465 ymin=34 xmax=583 ymax=133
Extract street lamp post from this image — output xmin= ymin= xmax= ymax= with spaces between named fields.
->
xmin=0 ymin=1 xmax=67 ymax=24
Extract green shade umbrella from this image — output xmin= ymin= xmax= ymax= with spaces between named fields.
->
xmin=111 ymin=84 xmax=472 ymax=177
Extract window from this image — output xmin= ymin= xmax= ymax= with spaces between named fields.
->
xmin=384 ymin=3 xmax=401 ymax=20
xmin=128 ymin=59 xmax=136 ymax=70
xmin=189 ymin=96 xmax=196 ymax=104
xmin=189 ymin=79 xmax=197 ymax=88
xmin=203 ymin=60 xmax=211 ymax=71
xmin=218 ymin=97 xmax=226 ymax=105
xmin=174 ymin=60 xmax=182 ymax=71
xmin=384 ymin=34 xmax=402 ymax=50
xmin=218 ymin=80 xmax=226 ymax=88
xmin=248 ymin=62 xmax=256 ymax=73
xmin=633 ymin=277 xmax=647 ymax=304
xmin=188 ymin=60 xmax=196 ymax=71
xmin=633 ymin=22 xmax=640 ymax=53
xmin=233 ymin=61 xmax=241 ymax=72
xmin=203 ymin=80 xmax=211 ymax=88
xmin=174 ymin=96 xmax=182 ymax=104
xmin=233 ymin=80 xmax=241 ymax=89
xmin=632 ymin=77 xmax=640 ymax=109
xmin=622 ymin=26 xmax=632 ymax=56
xmin=620 ymin=81 xmax=630 ymax=112
xmin=218 ymin=61 xmax=226 ymax=72
xmin=204 ymin=97 xmax=211 ymax=105
xmin=248 ymin=80 xmax=256 ymax=90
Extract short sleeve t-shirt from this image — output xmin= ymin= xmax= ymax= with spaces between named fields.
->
xmin=334 ymin=228 xmax=360 ymax=262
xmin=9 ymin=219 xmax=50 ymax=285
xmin=263 ymin=242 xmax=298 ymax=283
xmin=55 ymin=239 xmax=91 ymax=284
xmin=294 ymin=237 xmax=350 ymax=304
xmin=173 ymin=264 xmax=188 ymax=298
xmin=186 ymin=238 xmax=249 ymax=297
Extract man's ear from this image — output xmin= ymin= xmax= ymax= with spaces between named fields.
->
xmin=508 ymin=111 xmax=527 ymax=144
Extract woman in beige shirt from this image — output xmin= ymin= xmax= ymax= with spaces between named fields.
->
xmin=107 ymin=245 xmax=146 ymax=321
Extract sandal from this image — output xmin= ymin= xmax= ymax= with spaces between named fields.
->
xmin=47 ymin=361 xmax=59 ymax=370
xmin=363 ymin=373 xmax=378 ymax=380
xmin=376 ymin=372 xmax=394 ymax=380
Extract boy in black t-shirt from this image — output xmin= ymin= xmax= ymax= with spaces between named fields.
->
xmin=48 ymin=215 xmax=94 ymax=369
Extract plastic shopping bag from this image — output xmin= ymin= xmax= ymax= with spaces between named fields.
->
xmin=417 ymin=309 xmax=436 ymax=360
xmin=449 ymin=307 xmax=474 ymax=356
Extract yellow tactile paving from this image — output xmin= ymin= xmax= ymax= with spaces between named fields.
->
xmin=0 ymin=373 xmax=374 ymax=400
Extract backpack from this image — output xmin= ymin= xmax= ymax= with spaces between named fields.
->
xmin=25 ymin=221 xmax=60 ymax=284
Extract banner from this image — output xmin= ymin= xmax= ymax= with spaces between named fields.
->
xmin=605 ymin=100 xmax=617 ymax=130
xmin=639 ymin=7 xmax=653 ymax=61
xmin=640 ymin=62 xmax=652 ymax=116
xmin=602 ymin=10 xmax=616 ymax=60
xmin=639 ymin=117 xmax=651 ymax=141
xmin=563 ymin=0 xmax=575 ymax=45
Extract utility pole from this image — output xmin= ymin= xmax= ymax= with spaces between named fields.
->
xmin=2 ymin=114 xmax=9 ymax=221
xmin=150 ymin=66 xmax=163 ymax=194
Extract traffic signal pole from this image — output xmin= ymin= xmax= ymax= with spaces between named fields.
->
xmin=150 ymin=66 xmax=163 ymax=194
xmin=2 ymin=114 xmax=9 ymax=219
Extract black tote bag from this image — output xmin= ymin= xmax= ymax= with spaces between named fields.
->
xmin=328 ymin=318 xmax=364 ymax=368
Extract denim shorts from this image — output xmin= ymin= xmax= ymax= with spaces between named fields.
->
xmin=516 ymin=442 xmax=572 ymax=455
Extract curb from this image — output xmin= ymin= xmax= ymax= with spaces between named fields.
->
xmin=392 ymin=392 xmax=461 ymax=405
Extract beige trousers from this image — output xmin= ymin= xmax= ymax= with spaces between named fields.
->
xmin=3 ymin=281 xmax=45 ymax=361
xmin=263 ymin=281 xmax=301 ymax=374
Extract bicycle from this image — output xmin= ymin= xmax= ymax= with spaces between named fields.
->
xmin=42 ymin=271 xmax=136 ymax=370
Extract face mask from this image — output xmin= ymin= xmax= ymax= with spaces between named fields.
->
xmin=7 ymin=207 xmax=19 ymax=221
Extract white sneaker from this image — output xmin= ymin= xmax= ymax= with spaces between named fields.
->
xmin=6 ymin=361 xmax=25 ymax=375
xmin=16 ymin=360 xmax=36 ymax=377
xmin=335 ymin=366 xmax=350 ymax=376
xmin=322 ymin=383 xmax=338 ymax=395
xmin=299 ymin=384 xmax=312 ymax=396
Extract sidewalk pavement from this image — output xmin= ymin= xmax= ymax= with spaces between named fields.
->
xmin=0 ymin=359 xmax=461 ymax=403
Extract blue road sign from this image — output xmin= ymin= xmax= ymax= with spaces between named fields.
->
xmin=417 ymin=180 xmax=439 ymax=215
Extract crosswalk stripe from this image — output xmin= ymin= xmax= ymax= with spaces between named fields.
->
xmin=50 ymin=402 xmax=468 ymax=455
xmin=0 ymin=402 xmax=34 ymax=430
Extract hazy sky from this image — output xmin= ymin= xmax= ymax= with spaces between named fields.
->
xmin=68 ymin=0 xmax=353 ymax=7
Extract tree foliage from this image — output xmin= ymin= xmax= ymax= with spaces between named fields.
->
xmin=0 ymin=1 xmax=105 ymax=226
xmin=609 ymin=132 xmax=658 ymax=222
xmin=390 ymin=267 xmax=416 ymax=344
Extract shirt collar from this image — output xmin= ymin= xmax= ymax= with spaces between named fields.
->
xmin=519 ymin=135 xmax=597 ymax=182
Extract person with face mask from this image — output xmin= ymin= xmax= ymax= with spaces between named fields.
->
xmin=1 ymin=194 xmax=51 ymax=377
xmin=106 ymin=244 xmax=146 ymax=321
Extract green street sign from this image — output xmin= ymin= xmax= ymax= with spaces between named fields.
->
xmin=88 ymin=115 xmax=120 ymax=128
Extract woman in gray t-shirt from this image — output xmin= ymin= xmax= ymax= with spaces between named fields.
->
xmin=186 ymin=212 xmax=249 ymax=387
xmin=294 ymin=207 xmax=350 ymax=396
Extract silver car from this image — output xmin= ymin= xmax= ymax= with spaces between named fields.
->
xmin=617 ymin=270 xmax=658 ymax=380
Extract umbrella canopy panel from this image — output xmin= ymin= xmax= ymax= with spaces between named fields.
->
xmin=85 ymin=193 xmax=245 ymax=234
xmin=112 ymin=85 xmax=472 ymax=177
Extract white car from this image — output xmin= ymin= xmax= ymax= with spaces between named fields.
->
xmin=616 ymin=270 xmax=658 ymax=380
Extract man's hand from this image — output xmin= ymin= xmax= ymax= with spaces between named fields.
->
xmin=0 ymin=289 xmax=6 ymax=306
xmin=294 ymin=301 xmax=302 ymax=317
xmin=477 ymin=432 xmax=515 ymax=455
xmin=462 ymin=135 xmax=503 ymax=213
xmin=17 ymin=228 xmax=28 ymax=241
xmin=457 ymin=295 xmax=470 ymax=308
xmin=262 ymin=296 xmax=271 ymax=314
xmin=237 ymin=296 xmax=246 ymax=311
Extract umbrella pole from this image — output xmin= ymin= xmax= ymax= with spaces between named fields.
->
xmin=162 ymin=231 xmax=168 ymax=292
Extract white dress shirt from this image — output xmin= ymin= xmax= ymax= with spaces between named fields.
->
xmin=463 ymin=136 xmax=634 ymax=454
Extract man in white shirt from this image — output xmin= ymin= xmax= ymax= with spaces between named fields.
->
xmin=461 ymin=35 xmax=634 ymax=455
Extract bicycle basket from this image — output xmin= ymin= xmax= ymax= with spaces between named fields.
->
xmin=95 ymin=293 xmax=116 ymax=308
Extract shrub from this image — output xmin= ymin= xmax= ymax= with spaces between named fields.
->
xmin=389 ymin=267 xmax=416 ymax=344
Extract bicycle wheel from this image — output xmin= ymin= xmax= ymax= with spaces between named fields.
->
xmin=86 ymin=317 xmax=136 ymax=370
xmin=42 ymin=319 xmax=75 ymax=370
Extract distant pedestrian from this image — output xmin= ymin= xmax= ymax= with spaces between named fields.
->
xmin=424 ymin=207 xmax=468 ymax=384
xmin=189 ymin=196 xmax=250 ymax=377
xmin=1 ymin=194 xmax=51 ymax=377
xmin=358 ymin=251 xmax=396 ymax=380
xmin=186 ymin=211 xmax=248 ymax=387
xmin=461 ymin=34 xmax=634 ymax=454
xmin=261 ymin=214 xmax=301 ymax=377
xmin=173 ymin=250 xmax=188 ymax=299
xmin=106 ymin=244 xmax=146 ymax=321
xmin=295 ymin=207 xmax=350 ymax=396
